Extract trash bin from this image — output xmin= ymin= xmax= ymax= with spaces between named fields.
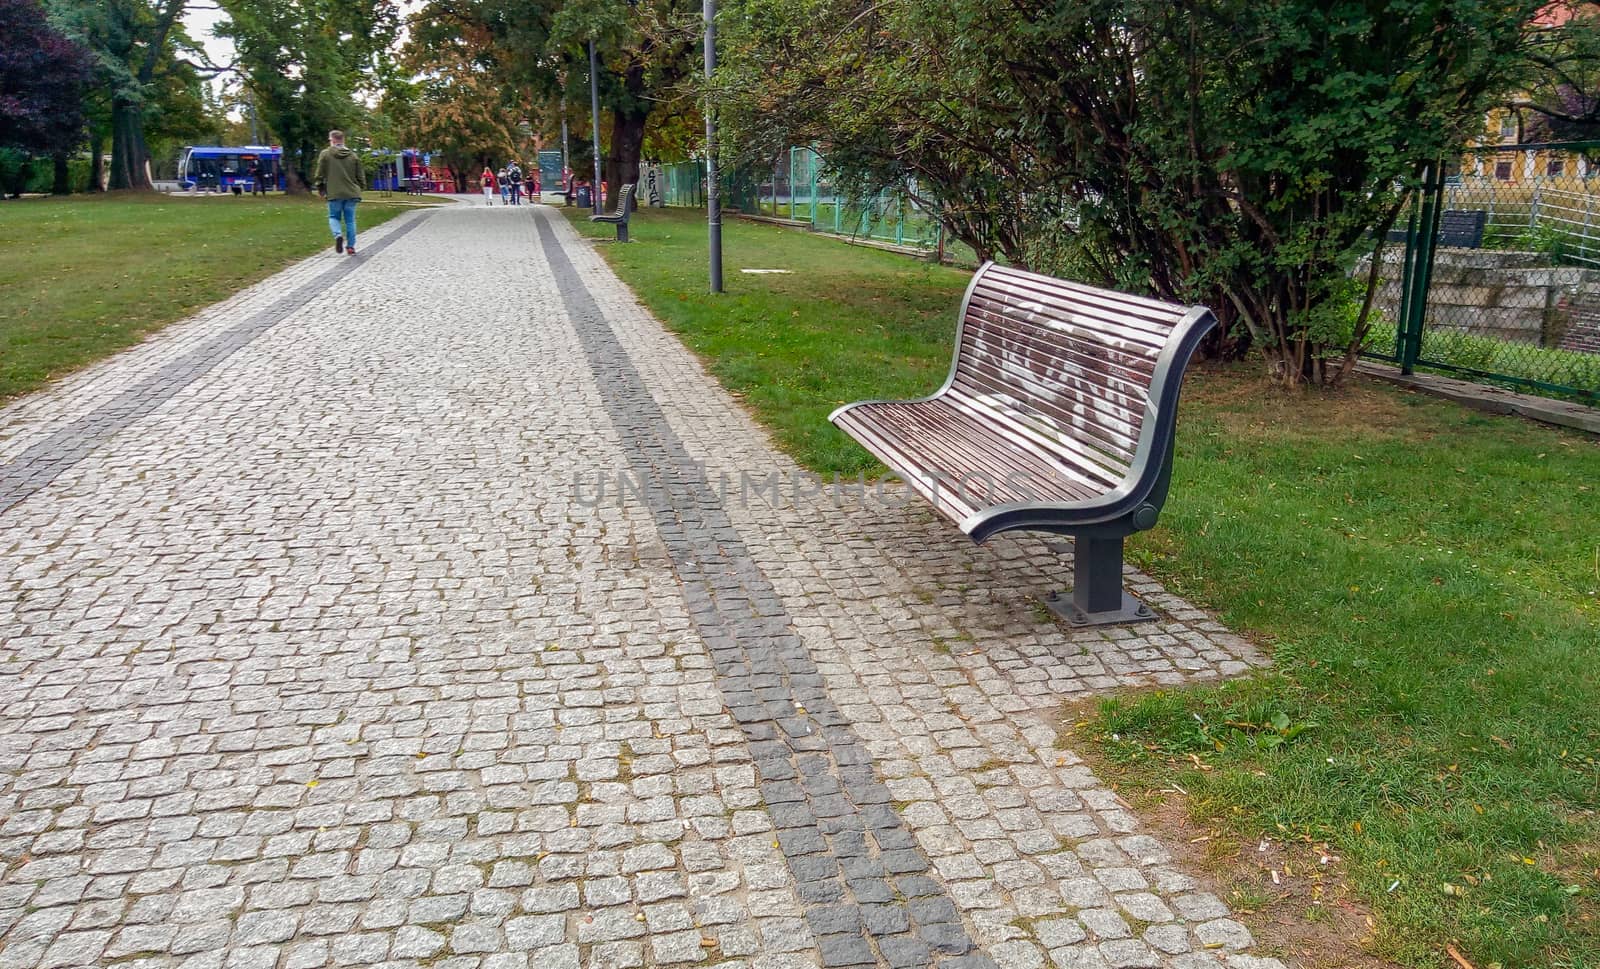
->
xmin=576 ymin=184 xmax=592 ymax=209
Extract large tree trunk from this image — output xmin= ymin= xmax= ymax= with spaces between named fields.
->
xmin=52 ymin=153 xmax=71 ymax=195
xmin=601 ymin=52 xmax=652 ymax=214
xmin=605 ymin=111 xmax=647 ymax=213
xmin=88 ymin=131 xmax=106 ymax=193
xmin=109 ymin=98 xmax=153 ymax=191
xmin=284 ymin=142 xmax=313 ymax=195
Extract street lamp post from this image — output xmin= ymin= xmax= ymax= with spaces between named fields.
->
xmin=703 ymin=0 xmax=722 ymax=293
xmin=588 ymin=40 xmax=603 ymax=215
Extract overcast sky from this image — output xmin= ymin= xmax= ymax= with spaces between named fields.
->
xmin=184 ymin=5 xmax=235 ymax=78
xmin=182 ymin=2 xmax=418 ymax=110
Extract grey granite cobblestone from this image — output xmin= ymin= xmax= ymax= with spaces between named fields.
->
xmin=0 ymin=203 xmax=1286 ymax=968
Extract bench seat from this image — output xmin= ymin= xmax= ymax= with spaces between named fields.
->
xmin=830 ymin=262 xmax=1216 ymax=625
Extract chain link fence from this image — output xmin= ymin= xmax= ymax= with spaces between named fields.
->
xmin=653 ymin=147 xmax=954 ymax=257
xmin=1365 ymin=142 xmax=1600 ymax=405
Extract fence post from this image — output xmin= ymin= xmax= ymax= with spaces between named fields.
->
xmin=1530 ymin=180 xmax=1542 ymax=232
xmin=1401 ymin=162 xmax=1445 ymax=375
xmin=1396 ymin=190 xmax=1421 ymax=364
xmin=1585 ymin=192 xmax=1594 ymax=263
xmin=810 ymin=150 xmax=818 ymax=227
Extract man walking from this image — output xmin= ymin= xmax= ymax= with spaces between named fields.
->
xmin=507 ymin=161 xmax=523 ymax=206
xmin=313 ymin=130 xmax=365 ymax=256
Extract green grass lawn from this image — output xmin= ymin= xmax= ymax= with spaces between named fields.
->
xmin=565 ymin=205 xmax=1600 ymax=967
xmin=564 ymin=204 xmax=966 ymax=470
xmin=0 ymin=193 xmax=410 ymax=400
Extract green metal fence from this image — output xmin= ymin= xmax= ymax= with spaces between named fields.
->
xmin=1367 ymin=142 xmax=1600 ymax=405
xmin=656 ymin=147 xmax=946 ymax=254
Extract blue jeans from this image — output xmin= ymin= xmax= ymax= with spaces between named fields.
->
xmin=327 ymin=198 xmax=358 ymax=248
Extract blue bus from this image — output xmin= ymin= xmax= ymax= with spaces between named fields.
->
xmin=178 ymin=146 xmax=285 ymax=192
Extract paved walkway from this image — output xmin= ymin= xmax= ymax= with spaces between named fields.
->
xmin=0 ymin=205 xmax=1281 ymax=969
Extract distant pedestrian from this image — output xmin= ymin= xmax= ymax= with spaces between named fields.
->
xmin=498 ymin=168 xmax=510 ymax=205
xmin=248 ymin=160 xmax=267 ymax=196
xmin=481 ymin=165 xmax=497 ymax=205
xmin=313 ymin=129 xmax=365 ymax=256
xmin=507 ymin=162 xmax=523 ymax=206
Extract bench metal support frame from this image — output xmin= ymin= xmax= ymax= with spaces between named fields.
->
xmin=1046 ymin=535 xmax=1154 ymax=626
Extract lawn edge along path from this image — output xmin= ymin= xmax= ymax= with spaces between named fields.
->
xmin=0 ymin=193 xmax=418 ymax=401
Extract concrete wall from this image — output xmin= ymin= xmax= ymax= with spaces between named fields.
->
xmin=1359 ymin=246 xmax=1600 ymax=347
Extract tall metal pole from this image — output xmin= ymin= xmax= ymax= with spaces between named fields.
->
xmin=559 ymin=91 xmax=570 ymax=206
xmin=588 ymin=40 xmax=603 ymax=215
xmin=703 ymin=0 xmax=723 ymax=293
xmin=561 ymin=112 xmax=569 ymax=179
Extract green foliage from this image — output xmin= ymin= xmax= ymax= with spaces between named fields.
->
xmin=717 ymin=0 xmax=1598 ymax=386
xmin=46 ymin=0 xmax=218 ymax=190
xmin=0 ymin=151 xmax=93 ymax=197
xmin=218 ymin=0 xmax=400 ymax=189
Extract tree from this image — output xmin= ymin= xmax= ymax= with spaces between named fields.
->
xmin=1514 ymin=2 xmax=1600 ymax=139
xmin=401 ymin=18 xmax=527 ymax=189
xmin=547 ymin=0 xmax=701 ymax=200
xmin=412 ymin=0 xmax=701 ymax=208
xmin=47 ymin=0 xmax=214 ymax=191
xmin=0 ymin=0 xmax=96 ymax=196
xmin=218 ymin=0 xmax=399 ymax=192
xmin=721 ymin=0 xmax=1597 ymax=385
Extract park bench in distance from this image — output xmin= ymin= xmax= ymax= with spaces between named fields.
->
xmin=1385 ymin=208 xmax=1488 ymax=249
xmin=830 ymin=263 xmax=1217 ymax=626
xmin=590 ymin=183 xmax=636 ymax=242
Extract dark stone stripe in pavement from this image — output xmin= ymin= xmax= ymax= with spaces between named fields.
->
xmin=533 ymin=208 xmax=994 ymax=969
xmin=0 ymin=211 xmax=432 ymax=516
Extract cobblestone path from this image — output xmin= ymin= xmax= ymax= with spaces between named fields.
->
xmin=0 ymin=204 xmax=1283 ymax=969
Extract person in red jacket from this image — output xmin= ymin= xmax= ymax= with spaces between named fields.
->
xmin=481 ymin=165 xmax=497 ymax=205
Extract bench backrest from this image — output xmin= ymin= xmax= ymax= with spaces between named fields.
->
xmin=946 ymin=263 xmax=1214 ymax=494
xmin=613 ymin=183 xmax=635 ymax=219
xmin=1438 ymin=209 xmax=1486 ymax=249
xmin=1384 ymin=208 xmax=1487 ymax=249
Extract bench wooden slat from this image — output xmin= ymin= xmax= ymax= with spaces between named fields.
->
xmin=977 ymin=271 xmax=1183 ymax=340
xmin=835 ymin=401 xmax=1104 ymax=510
xmin=903 ymin=396 xmax=1115 ymax=498
xmin=938 ymin=390 xmax=1126 ymax=493
xmin=946 ymin=378 xmax=1141 ymax=473
xmin=965 ymin=302 xmax=1161 ymax=388
xmin=983 ymin=265 xmax=1192 ymax=328
xmin=957 ymin=310 xmax=1151 ymax=459
xmin=966 ymin=294 xmax=1166 ymax=363
xmin=954 ymin=332 xmax=1151 ymax=444
xmin=968 ymin=295 xmax=1172 ymax=361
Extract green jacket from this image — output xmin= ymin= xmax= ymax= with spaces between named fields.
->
xmin=313 ymin=146 xmax=364 ymax=200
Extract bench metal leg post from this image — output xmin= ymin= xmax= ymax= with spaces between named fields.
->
xmin=1046 ymin=535 xmax=1155 ymax=626
xmin=617 ymin=221 xmax=628 ymax=242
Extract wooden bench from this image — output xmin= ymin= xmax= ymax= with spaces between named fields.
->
xmin=830 ymin=262 xmax=1216 ymax=625
xmin=590 ymin=183 xmax=636 ymax=242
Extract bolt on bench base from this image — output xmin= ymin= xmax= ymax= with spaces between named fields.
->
xmin=1045 ymin=536 xmax=1158 ymax=626
xmin=1045 ymin=589 xmax=1155 ymax=626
